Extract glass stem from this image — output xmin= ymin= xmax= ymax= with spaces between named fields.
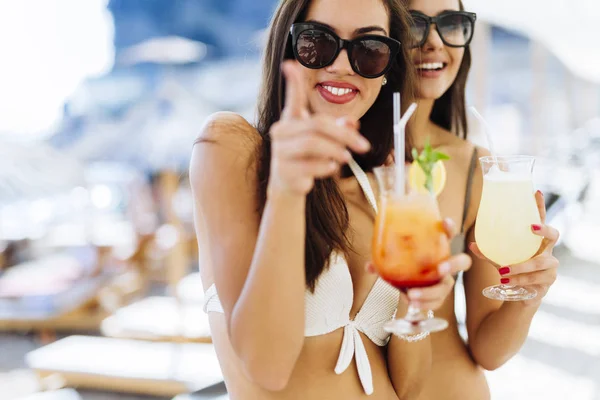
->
xmin=405 ymin=304 xmax=428 ymax=323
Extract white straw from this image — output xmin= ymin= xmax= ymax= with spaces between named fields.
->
xmin=399 ymin=103 xmax=417 ymax=127
xmin=393 ymin=93 xmax=404 ymax=196
xmin=393 ymin=92 xmax=401 ymax=126
xmin=468 ymin=106 xmax=497 ymax=159
xmin=394 ymin=92 xmax=405 ymax=196
xmin=396 ymin=103 xmax=417 ymax=195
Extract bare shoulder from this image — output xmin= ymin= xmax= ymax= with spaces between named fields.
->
xmin=430 ymin=125 xmax=470 ymax=163
xmin=447 ymin=133 xmax=475 ymax=161
xmin=196 ymin=111 xmax=261 ymax=151
xmin=191 ymin=112 xmax=261 ymax=177
xmin=190 ymin=112 xmax=262 ymax=215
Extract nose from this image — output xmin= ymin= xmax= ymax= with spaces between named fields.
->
xmin=422 ymin=24 xmax=444 ymax=51
xmin=324 ymin=48 xmax=355 ymax=76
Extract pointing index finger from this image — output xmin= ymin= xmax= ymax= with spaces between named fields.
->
xmin=282 ymin=61 xmax=309 ymax=120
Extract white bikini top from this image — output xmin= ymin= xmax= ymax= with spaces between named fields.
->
xmin=203 ymin=158 xmax=400 ymax=395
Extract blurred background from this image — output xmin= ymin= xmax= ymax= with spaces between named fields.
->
xmin=0 ymin=0 xmax=599 ymax=399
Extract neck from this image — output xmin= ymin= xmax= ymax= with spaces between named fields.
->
xmin=409 ymin=98 xmax=436 ymax=149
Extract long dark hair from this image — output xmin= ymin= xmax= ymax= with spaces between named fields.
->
xmin=420 ymin=0 xmax=472 ymax=138
xmin=255 ymin=0 xmax=417 ymax=290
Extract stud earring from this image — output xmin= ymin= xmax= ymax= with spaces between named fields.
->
xmin=382 ymin=77 xmax=388 ymax=86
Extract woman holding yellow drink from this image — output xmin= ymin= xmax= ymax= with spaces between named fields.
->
xmin=367 ymin=0 xmax=561 ymax=399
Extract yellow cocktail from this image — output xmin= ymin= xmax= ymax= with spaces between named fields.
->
xmin=475 ymin=156 xmax=541 ymax=301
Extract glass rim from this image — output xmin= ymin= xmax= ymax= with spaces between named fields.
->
xmin=479 ymin=155 xmax=535 ymax=163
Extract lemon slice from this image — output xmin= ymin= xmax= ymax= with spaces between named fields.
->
xmin=408 ymin=160 xmax=447 ymax=196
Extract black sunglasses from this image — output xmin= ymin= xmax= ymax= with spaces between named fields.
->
xmin=290 ymin=22 xmax=401 ymax=79
xmin=409 ymin=11 xmax=477 ymax=48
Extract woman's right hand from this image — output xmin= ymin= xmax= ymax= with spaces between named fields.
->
xmin=267 ymin=61 xmax=372 ymax=196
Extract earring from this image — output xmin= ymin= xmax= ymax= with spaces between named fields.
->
xmin=382 ymin=77 xmax=388 ymax=86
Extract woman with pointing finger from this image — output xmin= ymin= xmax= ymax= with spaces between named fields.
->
xmin=190 ymin=0 xmax=471 ymax=398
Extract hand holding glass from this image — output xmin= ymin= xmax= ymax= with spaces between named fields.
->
xmin=475 ymin=156 xmax=542 ymax=301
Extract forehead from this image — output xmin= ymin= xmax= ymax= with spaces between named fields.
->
xmin=305 ymin=0 xmax=389 ymax=35
xmin=409 ymin=0 xmax=460 ymax=15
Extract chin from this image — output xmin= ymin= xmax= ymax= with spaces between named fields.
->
xmin=417 ymin=91 xmax=444 ymax=101
xmin=311 ymin=96 xmax=365 ymax=119
xmin=417 ymin=85 xmax=451 ymax=101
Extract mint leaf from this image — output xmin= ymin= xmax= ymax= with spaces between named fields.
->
xmin=431 ymin=151 xmax=451 ymax=163
xmin=412 ymin=139 xmax=450 ymax=195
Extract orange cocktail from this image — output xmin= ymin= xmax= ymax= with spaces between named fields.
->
xmin=372 ymin=163 xmax=450 ymax=335
xmin=372 ymin=192 xmax=450 ymax=291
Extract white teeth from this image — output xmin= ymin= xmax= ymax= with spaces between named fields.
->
xmin=322 ymin=85 xmax=353 ymax=96
xmin=416 ymin=62 xmax=445 ymax=70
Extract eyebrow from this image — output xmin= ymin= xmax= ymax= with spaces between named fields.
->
xmin=306 ymin=19 xmax=388 ymax=35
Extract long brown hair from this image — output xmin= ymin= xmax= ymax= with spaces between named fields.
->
xmin=256 ymin=0 xmax=416 ymax=290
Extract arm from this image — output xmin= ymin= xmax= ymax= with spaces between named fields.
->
xmin=191 ymin=112 xmax=306 ymax=391
xmin=386 ymin=312 xmax=432 ymax=399
xmin=386 ymin=220 xmax=472 ymax=399
xmin=463 ymin=147 xmax=560 ymax=371
xmin=463 ymin=228 xmax=537 ymax=370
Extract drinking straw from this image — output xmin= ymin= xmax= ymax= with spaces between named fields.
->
xmin=393 ymin=93 xmax=417 ymax=195
xmin=469 ymin=106 xmax=498 ymax=162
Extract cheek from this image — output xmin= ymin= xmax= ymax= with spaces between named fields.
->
xmin=363 ymin=82 xmax=382 ymax=106
xmin=302 ymin=69 xmax=318 ymax=89
xmin=366 ymin=81 xmax=382 ymax=98
xmin=448 ymin=48 xmax=465 ymax=78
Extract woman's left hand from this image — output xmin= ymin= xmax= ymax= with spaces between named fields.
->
xmin=469 ymin=190 xmax=560 ymax=303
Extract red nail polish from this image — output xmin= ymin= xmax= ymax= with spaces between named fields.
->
xmin=532 ymin=224 xmax=542 ymax=231
xmin=499 ymin=267 xmax=510 ymax=275
xmin=501 ymin=278 xmax=510 ymax=284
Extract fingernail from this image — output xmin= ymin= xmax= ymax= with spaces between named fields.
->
xmin=537 ymin=190 xmax=544 ymax=197
xmin=499 ymin=266 xmax=510 ymax=275
xmin=532 ymin=224 xmax=542 ymax=231
xmin=438 ymin=262 xmax=451 ymax=274
xmin=500 ymin=278 xmax=510 ymax=284
xmin=409 ymin=290 xmax=422 ymax=299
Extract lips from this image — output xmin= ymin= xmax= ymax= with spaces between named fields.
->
xmin=317 ymin=81 xmax=359 ymax=105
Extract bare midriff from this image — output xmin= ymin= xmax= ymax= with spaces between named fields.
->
xmin=208 ymin=314 xmax=400 ymax=400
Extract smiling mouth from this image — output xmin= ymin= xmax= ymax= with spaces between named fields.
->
xmin=318 ymin=84 xmax=357 ymax=96
xmin=316 ymin=83 xmax=359 ymax=105
xmin=415 ymin=62 xmax=447 ymax=71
